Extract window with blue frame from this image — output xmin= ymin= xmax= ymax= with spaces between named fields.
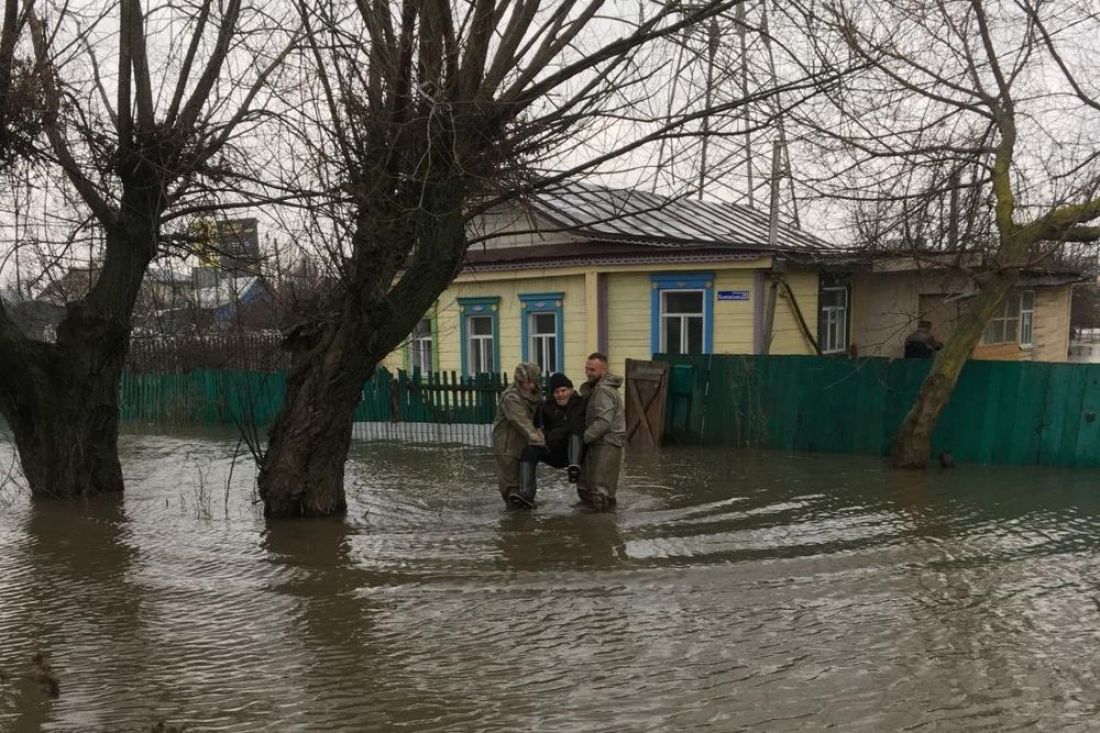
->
xmin=651 ymin=273 xmax=714 ymax=355
xmin=458 ymin=297 xmax=500 ymax=375
xmin=520 ymin=292 xmax=564 ymax=374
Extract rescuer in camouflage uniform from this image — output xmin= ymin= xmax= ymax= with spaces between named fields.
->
xmin=576 ymin=352 xmax=626 ymax=510
xmin=491 ymin=361 xmax=545 ymax=508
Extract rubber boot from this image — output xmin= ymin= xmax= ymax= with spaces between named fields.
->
xmin=567 ymin=434 xmax=584 ymax=484
xmin=510 ymin=461 xmax=538 ymax=509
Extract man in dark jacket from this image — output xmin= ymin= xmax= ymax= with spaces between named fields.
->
xmin=904 ymin=320 xmax=943 ymax=358
xmin=513 ymin=372 xmax=586 ymax=507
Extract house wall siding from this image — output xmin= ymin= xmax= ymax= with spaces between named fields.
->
xmin=604 ymin=271 xmax=653 ymax=377
xmin=1033 ymin=286 xmax=1071 ymax=361
xmin=713 ymin=270 xmax=756 ymax=354
xmin=770 ymin=270 xmax=820 ymax=355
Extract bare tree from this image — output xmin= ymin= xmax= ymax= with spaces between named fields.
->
xmin=256 ymin=0 xmax=840 ymax=516
xmin=790 ymin=0 xmax=1100 ymax=467
xmin=0 ymin=0 xmax=295 ymax=498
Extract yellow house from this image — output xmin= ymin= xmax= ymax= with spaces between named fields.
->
xmin=382 ymin=182 xmax=836 ymax=379
xmin=383 ymin=182 xmax=1080 ymax=378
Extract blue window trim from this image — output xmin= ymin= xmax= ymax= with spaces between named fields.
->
xmin=650 ymin=272 xmax=714 ymax=355
xmin=519 ymin=292 xmax=565 ymax=373
xmin=458 ymin=296 xmax=501 ymax=376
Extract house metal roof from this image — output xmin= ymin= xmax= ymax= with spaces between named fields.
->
xmin=528 ymin=180 xmax=835 ymax=252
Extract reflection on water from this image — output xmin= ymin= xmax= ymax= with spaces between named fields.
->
xmin=3 ymin=430 xmax=1100 ymax=730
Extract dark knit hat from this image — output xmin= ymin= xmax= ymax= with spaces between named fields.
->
xmin=548 ymin=372 xmax=573 ymax=391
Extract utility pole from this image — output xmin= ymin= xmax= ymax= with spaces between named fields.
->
xmin=737 ymin=2 xmax=753 ymax=207
xmin=698 ymin=16 xmax=720 ymax=199
xmin=760 ymin=0 xmax=799 ymax=227
xmin=768 ymin=139 xmax=782 ymax=248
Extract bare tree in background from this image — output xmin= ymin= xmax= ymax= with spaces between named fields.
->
xmin=0 ymin=0 xmax=40 ymax=163
xmin=790 ymin=0 xmax=1100 ymax=468
xmin=257 ymin=0 xmax=841 ymax=516
xmin=0 ymin=0 xmax=295 ymax=498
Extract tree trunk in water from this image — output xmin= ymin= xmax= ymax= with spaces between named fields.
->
xmin=258 ymin=323 xmax=370 ymax=517
xmin=258 ymin=181 xmax=469 ymax=518
xmin=1 ymin=304 xmax=129 ymax=497
xmin=0 ymin=205 xmax=156 ymax=499
xmin=891 ymin=273 xmax=1017 ymax=468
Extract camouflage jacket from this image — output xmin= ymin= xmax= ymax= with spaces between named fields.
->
xmin=491 ymin=383 xmax=543 ymax=458
xmin=580 ymin=373 xmax=626 ymax=447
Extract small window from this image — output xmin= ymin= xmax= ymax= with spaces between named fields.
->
xmin=467 ymin=315 xmax=495 ymax=373
xmin=983 ymin=290 xmax=1034 ymax=346
xmin=409 ymin=317 xmax=433 ymax=374
xmin=819 ymin=286 xmax=849 ymax=354
xmin=529 ymin=312 xmax=558 ymax=374
xmin=660 ymin=290 xmax=705 ymax=355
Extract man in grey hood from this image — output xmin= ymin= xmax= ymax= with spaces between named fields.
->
xmin=576 ymin=352 xmax=626 ymax=510
xmin=491 ymin=361 xmax=545 ymax=508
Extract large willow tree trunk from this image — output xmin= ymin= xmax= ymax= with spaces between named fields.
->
xmin=258 ymin=184 xmax=468 ymax=518
xmin=891 ymin=271 xmax=1019 ymax=468
xmin=257 ymin=323 xmax=373 ymax=517
xmin=0 ymin=212 xmax=156 ymax=498
xmin=3 ymin=324 xmax=126 ymax=497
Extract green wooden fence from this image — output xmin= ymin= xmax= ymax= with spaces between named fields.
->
xmin=119 ymin=368 xmax=508 ymax=429
xmin=661 ymin=354 xmax=1100 ymax=468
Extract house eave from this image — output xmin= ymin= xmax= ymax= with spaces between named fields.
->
xmin=460 ymin=248 xmax=770 ymax=274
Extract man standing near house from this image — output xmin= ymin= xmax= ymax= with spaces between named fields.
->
xmin=577 ymin=353 xmax=626 ymax=510
xmin=904 ymin=320 xmax=943 ymax=359
xmin=492 ymin=362 xmax=545 ymax=508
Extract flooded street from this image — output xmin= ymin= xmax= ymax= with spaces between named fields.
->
xmin=3 ymin=432 xmax=1100 ymax=731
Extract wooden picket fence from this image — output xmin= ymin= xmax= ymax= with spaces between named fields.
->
xmin=119 ymin=367 xmax=509 ymax=445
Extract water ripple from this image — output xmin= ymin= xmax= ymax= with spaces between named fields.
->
xmin=2 ymin=435 xmax=1100 ymax=730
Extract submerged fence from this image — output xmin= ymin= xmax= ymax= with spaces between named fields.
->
xmin=661 ymin=353 xmax=1100 ymax=468
xmin=120 ymin=368 xmax=508 ymax=445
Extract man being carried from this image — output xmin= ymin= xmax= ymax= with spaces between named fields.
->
xmin=491 ymin=362 xmax=545 ymax=508
xmin=577 ymin=353 xmax=625 ymax=511
xmin=512 ymin=372 xmax=587 ymax=507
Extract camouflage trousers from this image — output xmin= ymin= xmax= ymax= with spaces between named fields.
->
xmin=494 ymin=454 xmax=520 ymax=504
xmin=576 ymin=443 xmax=622 ymax=511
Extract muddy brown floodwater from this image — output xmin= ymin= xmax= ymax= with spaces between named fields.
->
xmin=2 ymin=428 xmax=1100 ymax=731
